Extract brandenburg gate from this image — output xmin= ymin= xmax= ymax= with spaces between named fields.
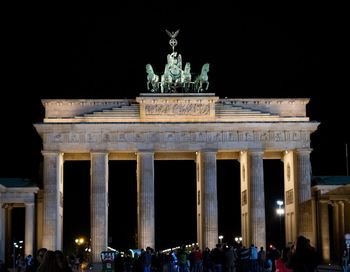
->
xmin=34 ymin=94 xmax=318 ymax=262
xmin=33 ymin=31 xmax=319 ymax=263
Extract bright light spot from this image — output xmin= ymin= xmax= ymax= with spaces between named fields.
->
xmin=276 ymin=208 xmax=285 ymax=215
xmin=234 ymin=236 xmax=242 ymax=242
xmin=276 ymin=200 xmax=283 ymax=206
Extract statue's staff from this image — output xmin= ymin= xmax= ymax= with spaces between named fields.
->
xmin=166 ymin=29 xmax=179 ymax=52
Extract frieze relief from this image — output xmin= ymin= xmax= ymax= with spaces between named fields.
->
xmin=1 ymin=192 xmax=36 ymax=203
xmin=46 ymin=130 xmax=310 ymax=144
xmin=69 ymin=133 xmax=81 ymax=143
xmin=145 ymin=104 xmax=210 ymax=115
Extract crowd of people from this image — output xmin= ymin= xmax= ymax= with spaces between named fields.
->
xmin=110 ymin=236 xmax=319 ymax=272
xmin=0 ymin=235 xmax=322 ymax=272
xmin=0 ymin=248 xmax=75 ymax=272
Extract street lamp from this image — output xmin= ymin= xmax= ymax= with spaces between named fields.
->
xmin=75 ymin=237 xmax=86 ymax=257
xmin=75 ymin=237 xmax=85 ymax=246
xmin=276 ymin=200 xmax=284 ymax=248
xmin=276 ymin=200 xmax=284 ymax=215
xmin=218 ymin=235 xmax=224 ymax=244
xmin=13 ymin=240 xmax=23 ymax=271
xmin=234 ymin=236 xmax=242 ymax=244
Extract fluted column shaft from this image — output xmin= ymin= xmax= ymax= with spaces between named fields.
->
xmin=42 ymin=151 xmax=63 ymax=250
xmin=333 ymin=201 xmax=345 ymax=263
xmin=296 ymin=149 xmax=312 ymax=203
xmin=249 ymin=150 xmax=266 ymax=249
xmin=0 ymin=206 xmax=5 ymax=262
xmin=5 ymin=206 xmax=12 ymax=264
xmin=25 ymin=203 xmax=35 ymax=256
xmin=90 ymin=152 xmax=109 ymax=263
xmin=137 ymin=152 xmax=155 ymax=250
xmin=345 ymin=201 xmax=350 ymax=234
xmin=319 ymin=200 xmax=330 ymax=263
xmin=196 ymin=151 xmax=218 ymax=250
xmin=295 ymin=149 xmax=315 ymax=242
xmin=283 ymin=150 xmax=297 ymax=244
xmin=332 ymin=202 xmax=340 ymax=263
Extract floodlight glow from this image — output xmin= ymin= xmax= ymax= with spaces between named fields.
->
xmin=276 ymin=208 xmax=285 ymax=215
xmin=276 ymin=200 xmax=283 ymax=206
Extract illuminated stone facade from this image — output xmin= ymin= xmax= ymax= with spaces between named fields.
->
xmin=34 ymin=93 xmax=319 ymax=263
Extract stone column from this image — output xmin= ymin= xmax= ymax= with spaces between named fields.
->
xmin=296 ymin=149 xmax=312 ymax=203
xmin=337 ymin=201 xmax=346 ymax=263
xmin=239 ymin=151 xmax=249 ymax=247
xmin=90 ymin=152 xmax=109 ymax=263
xmin=196 ymin=151 xmax=218 ymax=250
xmin=344 ymin=201 xmax=350 ymax=234
xmin=332 ymin=201 xmax=344 ymax=263
xmin=36 ymin=190 xmax=44 ymax=249
xmin=319 ymin=200 xmax=330 ymax=263
xmin=249 ymin=150 xmax=266 ymax=249
xmin=296 ymin=149 xmax=314 ymax=240
xmin=137 ymin=151 xmax=155 ymax=250
xmin=0 ymin=205 xmax=5 ymax=262
xmin=339 ymin=201 xmax=345 ymax=245
xmin=24 ymin=203 xmax=35 ymax=256
xmin=5 ymin=205 xmax=12 ymax=265
xmin=283 ymin=150 xmax=297 ymax=244
xmin=42 ymin=151 xmax=64 ymax=250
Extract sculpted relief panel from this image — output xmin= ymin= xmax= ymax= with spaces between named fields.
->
xmin=144 ymin=104 xmax=210 ymax=115
xmin=46 ymin=130 xmax=310 ymax=145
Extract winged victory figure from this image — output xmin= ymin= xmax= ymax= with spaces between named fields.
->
xmin=166 ymin=29 xmax=180 ymax=39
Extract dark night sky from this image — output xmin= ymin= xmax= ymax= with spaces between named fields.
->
xmin=1 ymin=6 xmax=349 ymax=252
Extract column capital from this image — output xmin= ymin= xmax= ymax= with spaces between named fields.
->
xmin=136 ymin=150 xmax=155 ymax=154
xmin=197 ymin=149 xmax=218 ymax=153
xmin=295 ymin=148 xmax=312 ymax=155
xmin=1 ymin=203 xmax=14 ymax=209
xmin=319 ymin=199 xmax=331 ymax=205
xmin=90 ymin=151 xmax=109 ymax=156
xmin=333 ymin=200 xmax=345 ymax=206
xmin=41 ymin=151 xmax=63 ymax=156
xmin=90 ymin=152 xmax=109 ymax=163
xmin=239 ymin=149 xmax=265 ymax=155
xmin=248 ymin=149 xmax=265 ymax=156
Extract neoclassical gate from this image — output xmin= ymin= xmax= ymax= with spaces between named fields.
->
xmin=34 ymin=93 xmax=319 ymax=263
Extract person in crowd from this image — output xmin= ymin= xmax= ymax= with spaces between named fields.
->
xmin=141 ymin=247 xmax=153 ymax=272
xmin=274 ymin=247 xmax=292 ymax=272
xmin=32 ymin=248 xmax=47 ymax=271
xmin=257 ymin=247 xmax=266 ymax=272
xmin=264 ymin=259 xmax=273 ymax=272
xmin=16 ymin=255 xmax=26 ymax=272
xmin=37 ymin=250 xmax=61 ymax=272
xmin=132 ymin=252 xmax=143 ymax=272
xmin=177 ymin=245 xmax=189 ymax=272
xmin=0 ymin=260 xmax=9 ymax=272
xmin=169 ymin=250 xmax=178 ymax=272
xmin=202 ymin=247 xmax=212 ymax=272
xmin=287 ymin=235 xmax=318 ymax=272
xmin=267 ymin=245 xmax=280 ymax=272
xmin=124 ymin=251 xmax=134 ymax=272
xmin=24 ymin=254 xmax=34 ymax=272
xmin=211 ymin=244 xmax=224 ymax=272
xmin=341 ymin=249 xmax=349 ymax=272
xmin=224 ymin=245 xmax=237 ymax=272
xmin=191 ymin=246 xmax=202 ymax=272
xmin=249 ymin=244 xmax=258 ymax=272
xmin=54 ymin=250 xmax=72 ymax=272
xmin=239 ymin=245 xmax=250 ymax=272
